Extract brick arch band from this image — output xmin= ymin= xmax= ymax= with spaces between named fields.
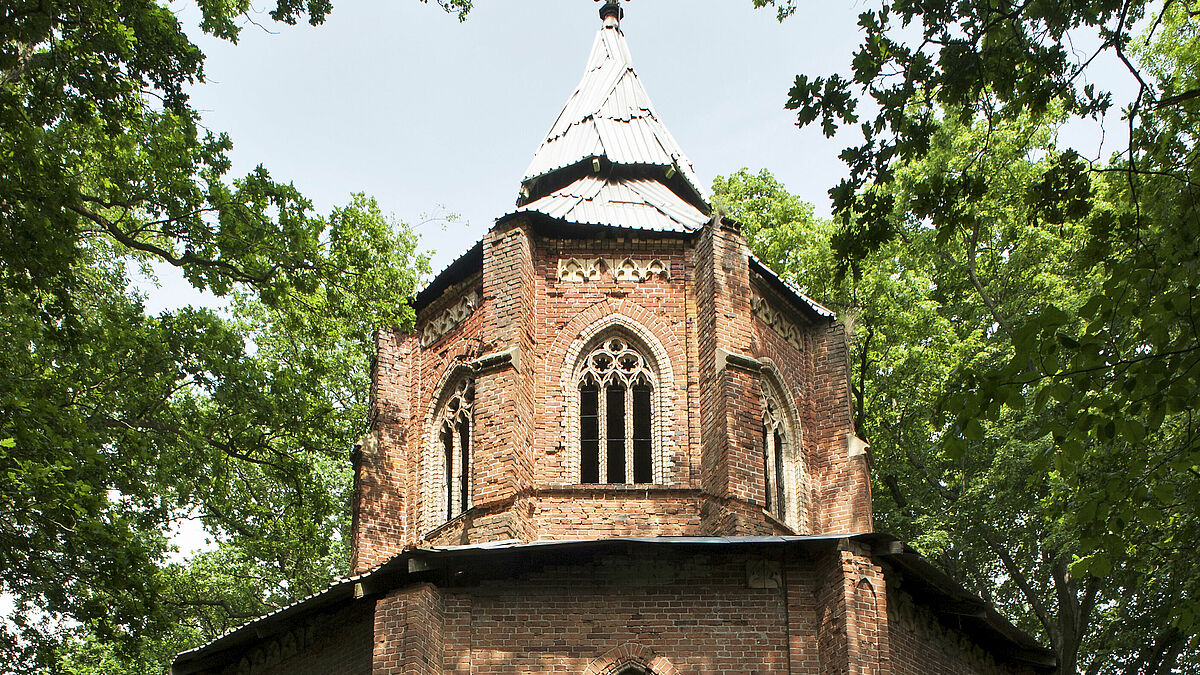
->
xmin=582 ymin=643 xmax=680 ymax=675
xmin=556 ymin=302 xmax=678 ymax=485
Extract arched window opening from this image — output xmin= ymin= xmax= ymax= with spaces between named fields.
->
xmin=435 ymin=377 xmax=474 ymax=521
xmin=759 ymin=371 xmax=806 ymax=531
xmin=762 ymin=393 xmax=787 ymax=517
xmin=577 ymin=336 xmax=655 ymax=484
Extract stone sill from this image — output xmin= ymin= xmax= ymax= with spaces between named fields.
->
xmin=540 ymin=485 xmax=701 ymax=497
xmin=761 ymin=507 xmax=800 ymax=535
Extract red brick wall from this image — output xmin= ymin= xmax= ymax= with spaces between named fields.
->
xmin=807 ymin=322 xmax=873 ymax=534
xmin=442 ymin=549 xmax=792 ymax=674
xmin=197 ymin=547 xmax=1038 ymax=675
xmin=373 ymin=583 xmax=445 ymax=675
xmin=350 ymin=218 xmax=868 ymax=570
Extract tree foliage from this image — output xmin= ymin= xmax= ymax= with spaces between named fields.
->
xmin=718 ymin=152 xmax=1195 ymax=674
xmin=746 ymin=0 xmax=1199 ymax=671
xmin=0 ymin=1 xmax=458 ymax=671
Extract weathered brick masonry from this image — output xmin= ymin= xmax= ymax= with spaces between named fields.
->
xmin=172 ymin=7 xmax=1053 ymax=674
xmin=352 ymin=215 xmax=869 ymax=560
xmin=181 ymin=540 xmax=1046 ymax=675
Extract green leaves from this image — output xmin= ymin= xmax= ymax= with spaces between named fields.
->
xmin=0 ymin=0 xmax=455 ymax=670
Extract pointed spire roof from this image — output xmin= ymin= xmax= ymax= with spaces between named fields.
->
xmin=514 ymin=10 xmax=710 ymax=232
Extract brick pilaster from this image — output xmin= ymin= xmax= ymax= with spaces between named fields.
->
xmin=350 ymin=329 xmax=413 ymax=574
xmin=473 ymin=222 xmax=536 ymax=526
xmin=815 ymin=546 xmax=890 ymax=675
xmin=373 ymin=584 xmax=445 ymax=675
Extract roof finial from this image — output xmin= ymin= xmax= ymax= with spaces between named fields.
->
xmin=597 ymin=0 xmax=626 ymax=25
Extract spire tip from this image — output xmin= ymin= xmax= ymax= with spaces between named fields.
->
xmin=598 ymin=0 xmax=625 ymax=25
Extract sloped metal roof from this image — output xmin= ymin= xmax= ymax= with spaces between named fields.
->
xmin=521 ymin=21 xmax=705 ymax=204
xmin=512 ymin=175 xmax=709 ymax=233
xmin=749 ymin=253 xmax=836 ymax=320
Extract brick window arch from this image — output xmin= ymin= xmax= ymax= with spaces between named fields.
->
xmin=426 ymin=374 xmax=474 ymax=528
xmin=760 ymin=367 xmax=807 ymax=530
xmin=576 ymin=336 xmax=655 ymax=484
xmin=560 ymin=312 xmax=675 ymax=486
xmin=582 ymin=643 xmax=679 ymax=675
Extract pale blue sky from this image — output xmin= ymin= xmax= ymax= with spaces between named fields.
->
xmin=176 ymin=1 xmax=869 ymax=273
xmin=149 ymin=0 xmax=1131 ymax=311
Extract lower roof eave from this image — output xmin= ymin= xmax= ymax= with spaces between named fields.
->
xmin=172 ymin=533 xmax=1054 ymax=673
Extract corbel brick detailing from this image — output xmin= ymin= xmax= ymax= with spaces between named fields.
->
xmin=475 ymin=222 xmax=537 ymax=515
xmin=715 ymin=347 xmax=762 ymax=374
xmin=372 ymin=584 xmax=445 ymax=675
xmin=469 ymin=346 xmax=520 ymax=375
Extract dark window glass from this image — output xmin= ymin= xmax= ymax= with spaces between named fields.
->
xmin=606 ymin=384 xmax=625 ymax=483
xmin=580 ymin=383 xmax=599 ymax=483
xmin=632 ymin=384 xmax=652 ymax=483
xmin=442 ymin=425 xmax=454 ymax=520
xmin=762 ymin=425 xmax=772 ymax=512
xmin=458 ymin=421 xmax=470 ymax=515
xmin=774 ymin=430 xmax=786 ymax=516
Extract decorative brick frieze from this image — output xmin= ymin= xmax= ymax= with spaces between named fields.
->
xmin=557 ymin=257 xmax=671 ymax=282
xmin=751 ymin=294 xmax=805 ymax=351
xmin=218 ymin=602 xmax=372 ymax=675
xmin=888 ymin=586 xmax=1021 ymax=674
xmin=420 ymin=290 xmax=479 ymax=348
xmin=558 ymin=257 xmax=605 ymax=281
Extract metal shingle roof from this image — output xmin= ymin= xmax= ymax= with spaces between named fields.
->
xmin=521 ymin=23 xmax=705 ymax=202
xmin=512 ymin=175 xmax=709 ymax=233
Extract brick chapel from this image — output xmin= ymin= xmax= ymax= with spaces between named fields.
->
xmin=173 ymin=4 xmax=1056 ymax=674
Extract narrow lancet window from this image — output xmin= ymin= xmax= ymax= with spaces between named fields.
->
xmin=576 ymin=336 xmax=656 ymax=485
xmin=580 ymin=379 xmax=600 ymax=483
xmin=433 ymin=377 xmax=473 ymax=524
xmin=761 ymin=390 xmax=789 ymax=521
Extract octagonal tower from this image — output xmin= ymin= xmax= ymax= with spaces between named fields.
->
xmin=350 ymin=6 xmax=872 ymax=574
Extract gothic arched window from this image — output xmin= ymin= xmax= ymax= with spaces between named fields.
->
xmin=433 ymin=377 xmax=474 ymax=522
xmin=576 ymin=336 xmax=655 ymax=484
xmin=760 ymin=373 xmax=805 ymax=530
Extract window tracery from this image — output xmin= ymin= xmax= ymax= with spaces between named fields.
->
xmin=760 ymin=373 xmax=806 ymax=530
xmin=761 ymin=390 xmax=787 ymax=518
xmin=576 ymin=336 xmax=655 ymax=484
xmin=433 ymin=377 xmax=474 ymax=523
